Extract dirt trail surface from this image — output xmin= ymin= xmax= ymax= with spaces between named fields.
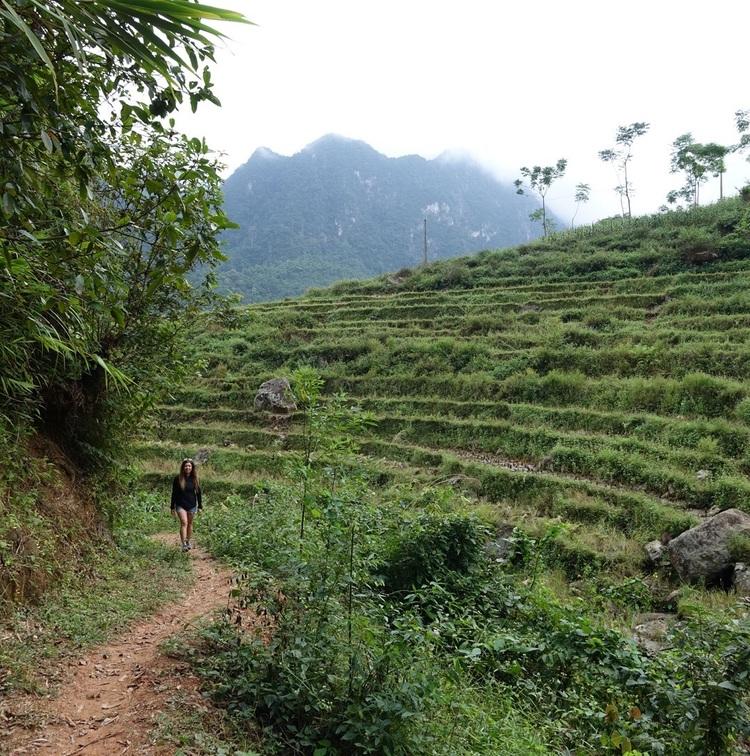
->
xmin=2 ymin=535 xmax=234 ymax=755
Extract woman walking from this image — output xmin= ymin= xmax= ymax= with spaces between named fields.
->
xmin=171 ymin=458 xmax=202 ymax=552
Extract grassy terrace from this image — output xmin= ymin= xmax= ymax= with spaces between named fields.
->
xmin=131 ymin=200 xmax=750 ymax=753
xmin=140 ymin=198 xmax=750 ymax=586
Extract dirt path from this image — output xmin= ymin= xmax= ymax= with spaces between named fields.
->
xmin=2 ymin=535 xmax=234 ymax=755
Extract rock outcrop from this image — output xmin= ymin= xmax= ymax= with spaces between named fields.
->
xmin=254 ymin=378 xmax=297 ymax=414
xmin=734 ymin=563 xmax=750 ymax=597
xmin=633 ymin=612 xmax=675 ymax=654
xmin=644 ymin=539 xmax=665 ymax=566
xmin=666 ymin=508 xmax=750 ymax=584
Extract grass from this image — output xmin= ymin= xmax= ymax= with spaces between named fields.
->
xmin=133 ymin=198 xmax=750 ymax=753
xmin=153 ymin=627 xmax=264 ymax=755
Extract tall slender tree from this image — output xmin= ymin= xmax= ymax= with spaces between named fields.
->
xmin=666 ymin=133 xmax=723 ymax=207
xmin=514 ymin=159 xmax=567 ymax=237
xmin=598 ymin=122 xmax=650 ymax=217
xmin=701 ymin=143 xmax=730 ymax=199
xmin=571 ymin=183 xmax=591 ymax=228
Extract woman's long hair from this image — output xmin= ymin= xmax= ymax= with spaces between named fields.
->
xmin=178 ymin=458 xmax=200 ymax=491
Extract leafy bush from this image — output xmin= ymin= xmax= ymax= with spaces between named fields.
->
xmin=380 ymin=510 xmax=489 ymax=594
xmin=674 ymin=226 xmax=722 ymax=264
xmin=735 ymin=397 xmax=750 ymax=425
xmin=678 ymin=373 xmax=744 ymax=418
xmin=728 ymin=533 xmax=750 ymax=563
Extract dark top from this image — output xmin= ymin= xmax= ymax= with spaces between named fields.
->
xmin=171 ymin=475 xmax=202 ymax=511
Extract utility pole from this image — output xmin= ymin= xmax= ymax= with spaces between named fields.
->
xmin=423 ymin=218 xmax=427 ymax=265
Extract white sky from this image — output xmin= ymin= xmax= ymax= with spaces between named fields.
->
xmin=176 ymin=0 xmax=750 ymax=224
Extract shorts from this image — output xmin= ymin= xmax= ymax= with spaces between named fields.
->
xmin=176 ymin=505 xmax=198 ymax=515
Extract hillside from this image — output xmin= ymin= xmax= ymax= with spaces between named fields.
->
xmin=219 ymin=134 xmax=547 ymax=300
xmin=138 ymin=197 xmax=750 ymax=753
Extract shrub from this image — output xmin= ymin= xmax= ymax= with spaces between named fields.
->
xmin=381 ymin=511 xmax=489 ymax=594
xmin=538 ymin=370 xmax=588 ymax=405
xmin=728 ymin=533 xmax=750 ymax=563
xmin=674 ymin=226 xmax=721 ymax=265
xmin=736 ymin=397 xmax=750 ymax=425
xmin=678 ymin=373 xmax=744 ymax=418
xmin=560 ymin=327 xmax=600 ymax=347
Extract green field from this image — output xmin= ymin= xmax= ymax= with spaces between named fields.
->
xmin=142 ymin=198 xmax=750 ymax=754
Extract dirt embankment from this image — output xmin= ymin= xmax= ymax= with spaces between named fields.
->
xmin=0 ymin=435 xmax=108 ymax=608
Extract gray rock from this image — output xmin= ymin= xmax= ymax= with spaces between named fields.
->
xmin=485 ymin=537 xmax=513 ymax=563
xmin=696 ymin=469 xmax=712 ymax=481
xmin=645 ymin=539 xmax=665 ymax=565
xmin=633 ymin=612 xmax=675 ymax=654
xmin=667 ymin=508 xmax=750 ymax=584
xmin=194 ymin=448 xmax=210 ymax=464
xmin=685 ymin=249 xmax=719 ymax=264
xmin=254 ymin=378 xmax=297 ymax=414
xmin=734 ymin=563 xmax=750 ymax=597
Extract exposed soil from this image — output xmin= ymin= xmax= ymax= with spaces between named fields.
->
xmin=2 ymin=435 xmax=108 ymax=607
xmin=1 ymin=535 xmax=235 ymax=755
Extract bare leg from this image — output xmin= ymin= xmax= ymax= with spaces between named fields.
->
xmin=186 ymin=511 xmax=195 ymax=544
xmin=177 ymin=508 xmax=188 ymax=544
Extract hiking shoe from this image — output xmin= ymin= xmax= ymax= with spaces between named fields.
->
xmin=186 ymin=541 xmax=193 ymax=550
xmin=181 ymin=542 xmax=190 ymax=552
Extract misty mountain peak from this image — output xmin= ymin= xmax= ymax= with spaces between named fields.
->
xmin=220 ymin=136 xmax=547 ymax=301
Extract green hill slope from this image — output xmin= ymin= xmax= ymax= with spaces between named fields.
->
xmin=143 ymin=197 xmax=750 ymax=753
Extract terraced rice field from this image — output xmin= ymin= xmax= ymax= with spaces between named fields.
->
xmin=141 ymin=205 xmax=750 ymax=584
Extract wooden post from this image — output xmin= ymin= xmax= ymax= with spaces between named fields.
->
xmin=423 ymin=218 xmax=428 ymax=265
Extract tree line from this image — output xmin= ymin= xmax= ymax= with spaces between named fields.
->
xmin=515 ymin=114 xmax=750 ymax=236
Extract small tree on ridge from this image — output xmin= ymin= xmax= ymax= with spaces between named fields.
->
xmin=571 ymin=182 xmax=591 ymax=228
xmin=667 ymin=134 xmax=728 ymax=207
xmin=514 ymin=159 xmax=567 ymax=237
xmin=598 ymin=122 xmax=650 ymax=217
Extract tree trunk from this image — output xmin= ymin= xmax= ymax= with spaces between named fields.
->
xmin=624 ymin=159 xmax=631 ymax=218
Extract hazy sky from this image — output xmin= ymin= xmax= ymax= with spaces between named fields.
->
xmin=176 ymin=0 xmax=750 ymax=223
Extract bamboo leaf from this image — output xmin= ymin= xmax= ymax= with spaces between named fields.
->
xmin=0 ymin=1 xmax=58 ymax=94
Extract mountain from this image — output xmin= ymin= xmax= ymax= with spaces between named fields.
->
xmin=218 ymin=135 xmax=548 ymax=301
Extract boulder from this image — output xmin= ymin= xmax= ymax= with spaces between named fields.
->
xmin=485 ymin=537 xmax=513 ymax=563
xmin=734 ymin=563 xmax=750 ymax=597
xmin=666 ymin=508 xmax=750 ymax=584
xmin=644 ymin=539 xmax=665 ymax=566
xmin=633 ymin=612 xmax=675 ymax=654
xmin=254 ymin=378 xmax=297 ymax=414
xmin=194 ymin=448 xmax=210 ymax=464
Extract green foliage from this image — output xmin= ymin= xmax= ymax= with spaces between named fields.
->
xmin=381 ymin=508 xmax=489 ymax=594
xmin=673 ymin=226 xmax=722 ymax=264
xmin=148 ymin=197 xmax=750 ymax=752
xmin=735 ymin=397 xmax=750 ymax=424
xmin=599 ymin=122 xmax=650 ymax=217
xmin=193 ymin=480 xmax=750 ymax=755
xmin=514 ymin=159 xmax=567 ymax=236
xmin=0 ymin=0 xmax=243 ymax=467
xmin=728 ymin=532 xmax=750 ymax=563
xmin=668 ymin=134 xmax=730 ymax=208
